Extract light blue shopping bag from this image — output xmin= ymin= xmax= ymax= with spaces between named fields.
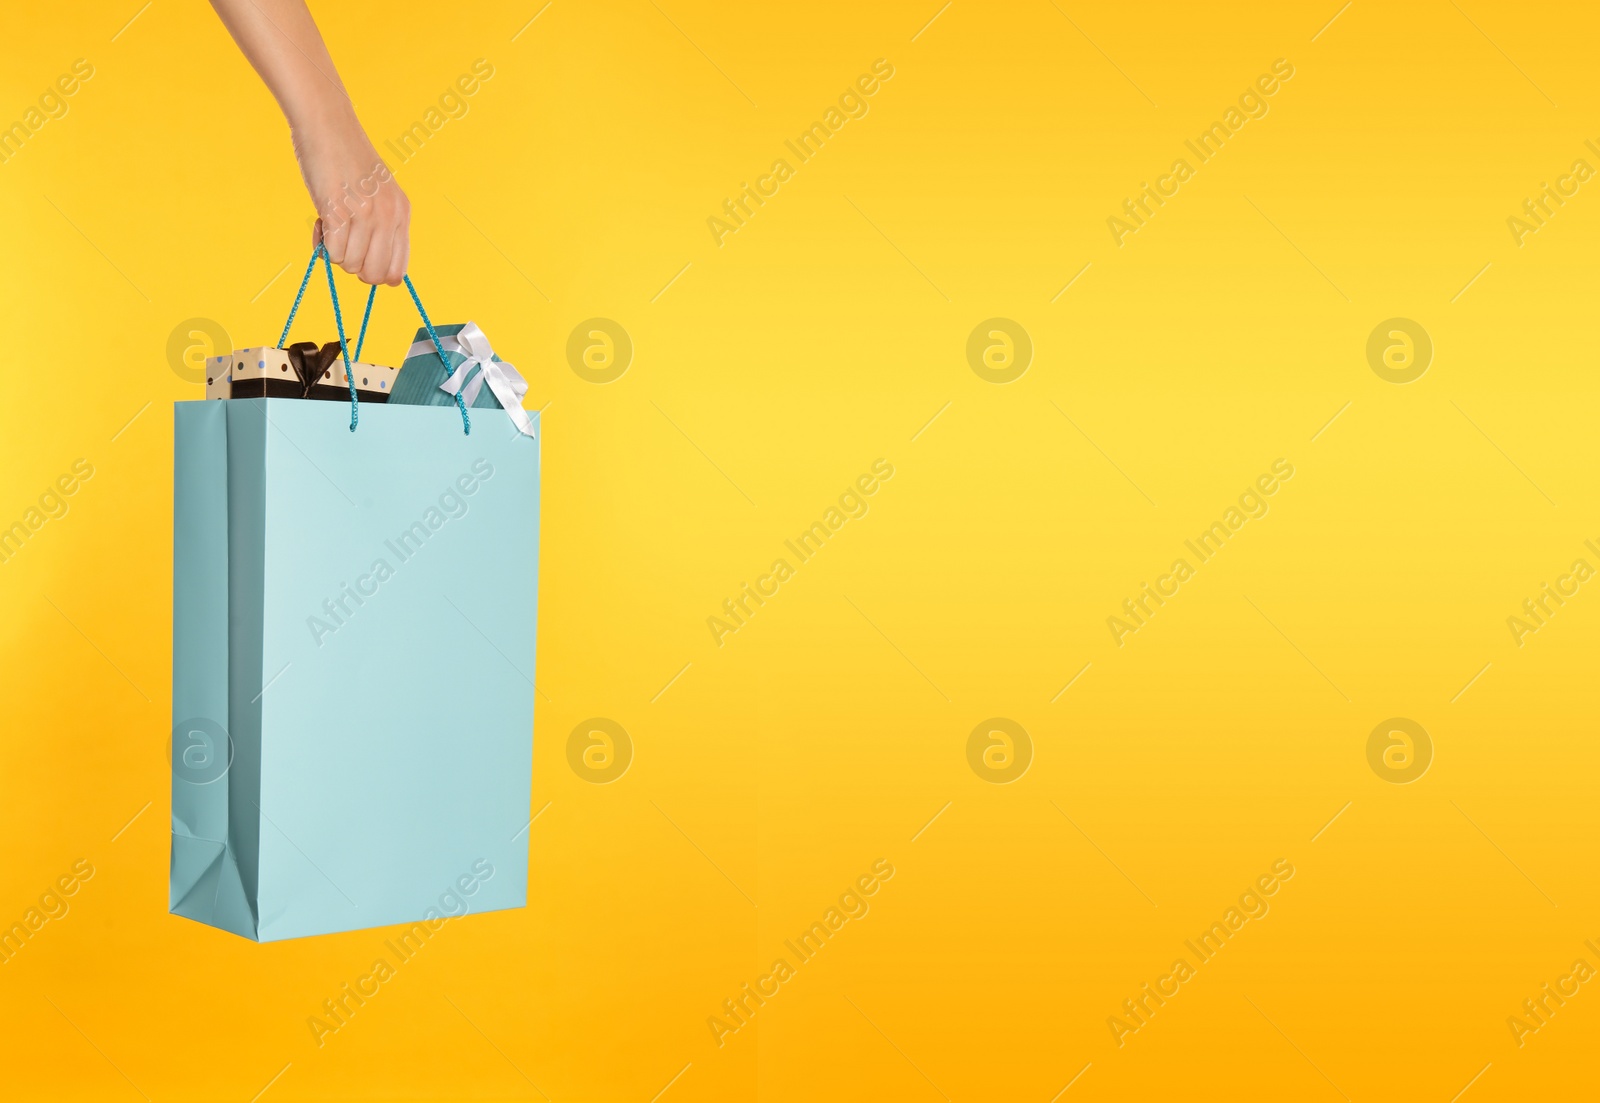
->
xmin=170 ymin=252 xmax=539 ymax=941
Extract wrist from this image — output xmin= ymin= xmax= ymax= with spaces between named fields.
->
xmin=284 ymin=86 xmax=362 ymax=143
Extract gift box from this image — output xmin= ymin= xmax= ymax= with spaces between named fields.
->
xmin=205 ymin=343 xmax=397 ymax=403
xmin=390 ymin=323 xmax=534 ymax=439
xmin=392 ymin=324 xmax=503 ymax=408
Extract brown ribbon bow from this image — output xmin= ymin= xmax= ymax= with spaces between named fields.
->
xmin=283 ymin=341 xmax=345 ymax=398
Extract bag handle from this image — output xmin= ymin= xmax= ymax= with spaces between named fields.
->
xmin=278 ymin=246 xmax=471 ymax=435
xmin=354 ymin=283 xmax=376 ymax=362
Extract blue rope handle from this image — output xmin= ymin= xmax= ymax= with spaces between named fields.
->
xmin=277 ymin=249 xmax=320 ymax=348
xmin=404 ymin=274 xmax=470 ymax=436
xmin=277 ymin=246 xmax=471 ymax=435
xmin=278 ymin=244 xmax=357 ymax=430
xmin=318 ymin=246 xmax=360 ymax=432
xmin=354 ymin=283 xmax=376 ymax=362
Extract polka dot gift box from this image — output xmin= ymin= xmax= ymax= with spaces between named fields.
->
xmin=204 ymin=343 xmax=397 ymax=403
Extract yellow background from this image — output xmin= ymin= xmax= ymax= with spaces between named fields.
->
xmin=3 ymin=1 xmax=1598 ymax=1099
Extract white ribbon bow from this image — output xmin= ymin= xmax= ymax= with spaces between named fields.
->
xmin=407 ymin=321 xmax=535 ymax=438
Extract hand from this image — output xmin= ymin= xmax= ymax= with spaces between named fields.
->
xmin=295 ymin=112 xmax=410 ymax=286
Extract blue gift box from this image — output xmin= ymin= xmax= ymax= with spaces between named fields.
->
xmin=391 ymin=323 xmax=508 ymax=408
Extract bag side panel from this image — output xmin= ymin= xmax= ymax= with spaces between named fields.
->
xmin=170 ymin=401 xmax=258 ymax=938
xmin=223 ymin=400 xmax=271 ymax=937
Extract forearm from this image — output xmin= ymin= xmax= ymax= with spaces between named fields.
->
xmin=209 ymin=0 xmax=356 ymax=133
xmin=211 ymin=0 xmax=409 ymax=285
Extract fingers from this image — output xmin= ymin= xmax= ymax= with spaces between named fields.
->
xmin=324 ymin=187 xmax=408 ymax=286
xmin=305 ymin=162 xmax=409 ymax=284
xmin=385 ymin=191 xmax=410 ymax=285
xmin=383 ymin=225 xmax=409 ymax=287
xmin=316 ymin=181 xmax=369 ymax=274
xmin=352 ymin=190 xmax=408 ymax=286
xmin=320 ymin=203 xmax=352 ymax=269
xmin=357 ymin=214 xmax=391 ymax=284
xmin=338 ymin=212 xmax=375 ymax=285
